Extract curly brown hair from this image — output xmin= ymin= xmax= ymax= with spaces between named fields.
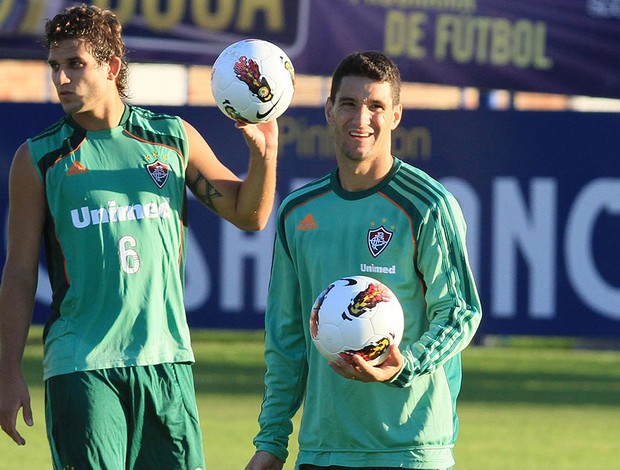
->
xmin=44 ymin=3 xmax=129 ymax=99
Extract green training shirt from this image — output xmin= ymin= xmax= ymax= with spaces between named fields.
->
xmin=255 ymin=158 xmax=482 ymax=468
xmin=28 ymin=105 xmax=194 ymax=380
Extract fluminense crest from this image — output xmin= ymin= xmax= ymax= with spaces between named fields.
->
xmin=367 ymin=225 xmax=393 ymax=258
xmin=146 ymin=160 xmax=170 ymax=189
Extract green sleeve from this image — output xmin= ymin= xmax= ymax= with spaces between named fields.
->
xmin=390 ymin=192 xmax=482 ymax=388
xmin=253 ymin=219 xmax=308 ymax=461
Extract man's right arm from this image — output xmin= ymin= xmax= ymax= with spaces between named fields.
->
xmin=0 ymin=143 xmax=46 ymax=445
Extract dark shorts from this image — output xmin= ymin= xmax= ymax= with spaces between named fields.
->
xmin=45 ymin=363 xmax=205 ymax=470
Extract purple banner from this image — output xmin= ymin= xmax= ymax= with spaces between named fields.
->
xmin=1 ymin=103 xmax=619 ymax=337
xmin=1 ymin=1 xmax=620 ymax=98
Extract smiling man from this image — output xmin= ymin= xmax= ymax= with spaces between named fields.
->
xmin=245 ymin=51 xmax=482 ymax=470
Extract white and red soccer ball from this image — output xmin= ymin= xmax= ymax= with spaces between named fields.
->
xmin=211 ymin=38 xmax=295 ymax=123
xmin=310 ymin=276 xmax=404 ymax=366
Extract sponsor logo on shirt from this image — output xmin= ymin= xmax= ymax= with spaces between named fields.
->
xmin=70 ymin=198 xmax=171 ymax=229
xmin=360 ymin=263 xmax=397 ymax=274
xmin=66 ymin=160 xmax=89 ymax=175
xmin=296 ymin=213 xmax=318 ymax=231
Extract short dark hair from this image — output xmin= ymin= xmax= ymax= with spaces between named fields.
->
xmin=44 ymin=4 xmax=129 ymax=99
xmin=329 ymin=51 xmax=401 ymax=105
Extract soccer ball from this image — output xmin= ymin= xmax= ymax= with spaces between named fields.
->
xmin=211 ymin=39 xmax=295 ymax=123
xmin=309 ymin=276 xmax=404 ymax=366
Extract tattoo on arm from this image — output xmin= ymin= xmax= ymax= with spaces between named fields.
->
xmin=191 ymin=172 xmax=223 ymax=211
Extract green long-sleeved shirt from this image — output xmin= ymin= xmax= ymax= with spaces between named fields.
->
xmin=255 ymin=157 xmax=482 ymax=469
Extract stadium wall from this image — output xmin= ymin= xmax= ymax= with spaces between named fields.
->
xmin=1 ymin=103 xmax=618 ymax=337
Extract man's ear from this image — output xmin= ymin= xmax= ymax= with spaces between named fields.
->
xmin=325 ymin=97 xmax=333 ymax=125
xmin=107 ymin=56 xmax=122 ymax=80
xmin=391 ymin=102 xmax=403 ymax=130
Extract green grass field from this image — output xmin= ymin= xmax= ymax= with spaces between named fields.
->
xmin=1 ymin=328 xmax=619 ymax=469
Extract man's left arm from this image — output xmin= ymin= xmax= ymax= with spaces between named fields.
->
xmin=184 ymin=119 xmax=278 ymax=231
xmin=390 ymin=193 xmax=482 ymax=387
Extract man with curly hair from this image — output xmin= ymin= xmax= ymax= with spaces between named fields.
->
xmin=0 ymin=4 xmax=279 ymax=469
